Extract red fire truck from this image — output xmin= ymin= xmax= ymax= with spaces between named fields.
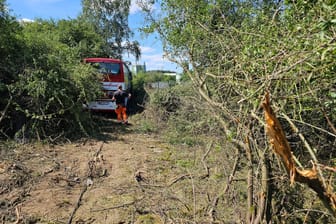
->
xmin=84 ymin=58 xmax=132 ymax=112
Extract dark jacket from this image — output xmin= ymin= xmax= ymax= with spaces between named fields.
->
xmin=113 ymin=90 xmax=129 ymax=107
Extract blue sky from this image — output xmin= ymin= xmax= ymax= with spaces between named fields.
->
xmin=6 ymin=0 xmax=180 ymax=72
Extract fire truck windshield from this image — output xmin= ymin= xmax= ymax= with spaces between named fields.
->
xmin=95 ymin=62 xmax=120 ymax=75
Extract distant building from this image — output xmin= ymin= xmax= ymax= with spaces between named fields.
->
xmin=163 ymin=71 xmax=181 ymax=83
xmin=132 ymin=62 xmax=146 ymax=75
xmin=148 ymin=70 xmax=181 ymax=83
xmin=148 ymin=82 xmax=170 ymax=89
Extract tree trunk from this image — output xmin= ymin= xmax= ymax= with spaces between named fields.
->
xmin=253 ymin=148 xmax=270 ymax=224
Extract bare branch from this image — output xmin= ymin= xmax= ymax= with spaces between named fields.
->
xmin=0 ymin=94 xmax=12 ymax=125
xmin=262 ymin=91 xmax=336 ymax=216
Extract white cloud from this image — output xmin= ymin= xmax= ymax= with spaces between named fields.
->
xmin=26 ymin=0 xmax=64 ymax=4
xmin=130 ymin=0 xmax=141 ymax=14
xmin=142 ymin=53 xmax=165 ymax=62
xmin=140 ymin=46 xmax=156 ymax=54
xmin=20 ymin=18 xmax=34 ymax=23
xmin=130 ymin=0 xmax=156 ymax=15
xmin=124 ymin=49 xmax=172 ymax=71
xmin=141 ymin=53 xmax=178 ymax=71
xmin=26 ymin=0 xmax=64 ymax=3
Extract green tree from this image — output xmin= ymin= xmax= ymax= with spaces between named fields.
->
xmin=13 ymin=19 xmax=105 ymax=139
xmin=81 ymin=0 xmax=141 ymax=60
xmin=56 ymin=19 xmax=105 ymax=58
xmin=0 ymin=0 xmax=23 ymax=87
xmin=0 ymin=12 xmax=107 ymax=140
xmin=0 ymin=0 xmax=25 ymax=137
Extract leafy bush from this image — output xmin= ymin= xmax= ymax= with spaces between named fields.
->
xmin=141 ymin=0 xmax=336 ymax=221
xmin=1 ymin=17 xmax=105 ymax=141
xmin=138 ymin=81 xmax=222 ymax=146
xmin=131 ymin=71 xmax=177 ymax=113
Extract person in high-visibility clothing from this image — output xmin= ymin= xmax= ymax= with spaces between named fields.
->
xmin=112 ymin=84 xmax=131 ymax=124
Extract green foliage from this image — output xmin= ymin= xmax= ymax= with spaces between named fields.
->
xmin=140 ymin=81 xmax=222 ymax=147
xmin=1 ymin=0 xmax=145 ymax=141
xmin=148 ymin=87 xmax=180 ymax=113
xmin=80 ymin=0 xmax=141 ymax=60
xmin=131 ymin=71 xmax=177 ymax=113
xmin=130 ymin=72 xmax=149 ymax=112
xmin=135 ymin=119 xmax=157 ymax=133
xmin=0 ymin=12 xmax=106 ymax=140
xmin=56 ymin=19 xmax=105 ymax=58
xmin=0 ymin=1 xmax=25 ymax=138
xmin=141 ymin=0 xmax=336 ymax=222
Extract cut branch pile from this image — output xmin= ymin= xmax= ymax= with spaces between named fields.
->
xmin=262 ymin=91 xmax=336 ymax=216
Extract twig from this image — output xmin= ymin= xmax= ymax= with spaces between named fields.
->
xmin=201 ymin=141 xmax=213 ymax=178
xmin=321 ymin=109 xmax=336 ymax=135
xmin=167 ymin=174 xmax=190 ymax=187
xmin=14 ymin=205 xmax=22 ymax=224
xmin=93 ymin=142 xmax=104 ymax=158
xmin=188 ymin=171 xmax=196 ymax=223
xmin=246 ymin=136 xmax=254 ymax=224
xmin=281 ymin=116 xmax=336 ymax=139
xmin=269 ymin=55 xmax=312 ymax=80
xmin=135 ymin=183 xmax=165 ymax=188
xmin=0 ymin=94 xmax=12 ymax=125
xmin=48 ymin=131 xmax=64 ymax=143
xmin=67 ymin=185 xmax=88 ymax=224
xmin=282 ymin=113 xmax=326 ymax=188
xmin=251 ymin=111 xmax=266 ymax=127
xmin=318 ymin=164 xmax=336 ymax=173
xmin=0 ymin=129 xmax=10 ymax=138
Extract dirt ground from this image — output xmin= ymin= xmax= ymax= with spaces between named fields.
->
xmin=0 ymin=117 xmax=181 ymax=224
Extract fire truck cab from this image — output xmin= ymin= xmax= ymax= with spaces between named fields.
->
xmin=84 ymin=58 xmax=132 ymax=112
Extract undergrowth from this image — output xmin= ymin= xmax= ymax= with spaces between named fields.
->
xmin=131 ymin=81 xmax=336 ymax=223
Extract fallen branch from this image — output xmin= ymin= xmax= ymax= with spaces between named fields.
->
xmin=0 ymin=94 xmax=12 ymax=125
xmin=262 ymin=91 xmax=336 ymax=216
xmin=245 ymin=136 xmax=254 ymax=224
xmin=167 ymin=174 xmax=190 ymax=187
xmin=321 ymin=108 xmax=336 ymax=135
xmin=67 ymin=184 xmax=88 ymax=224
xmin=67 ymin=142 xmax=104 ymax=224
xmin=318 ymin=164 xmax=336 ymax=173
xmin=14 ymin=205 xmax=23 ymax=224
xmin=201 ymin=141 xmax=213 ymax=178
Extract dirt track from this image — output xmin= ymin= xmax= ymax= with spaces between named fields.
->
xmin=1 ymin=119 xmax=175 ymax=223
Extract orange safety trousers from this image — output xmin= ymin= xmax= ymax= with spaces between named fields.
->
xmin=115 ymin=104 xmax=127 ymax=122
